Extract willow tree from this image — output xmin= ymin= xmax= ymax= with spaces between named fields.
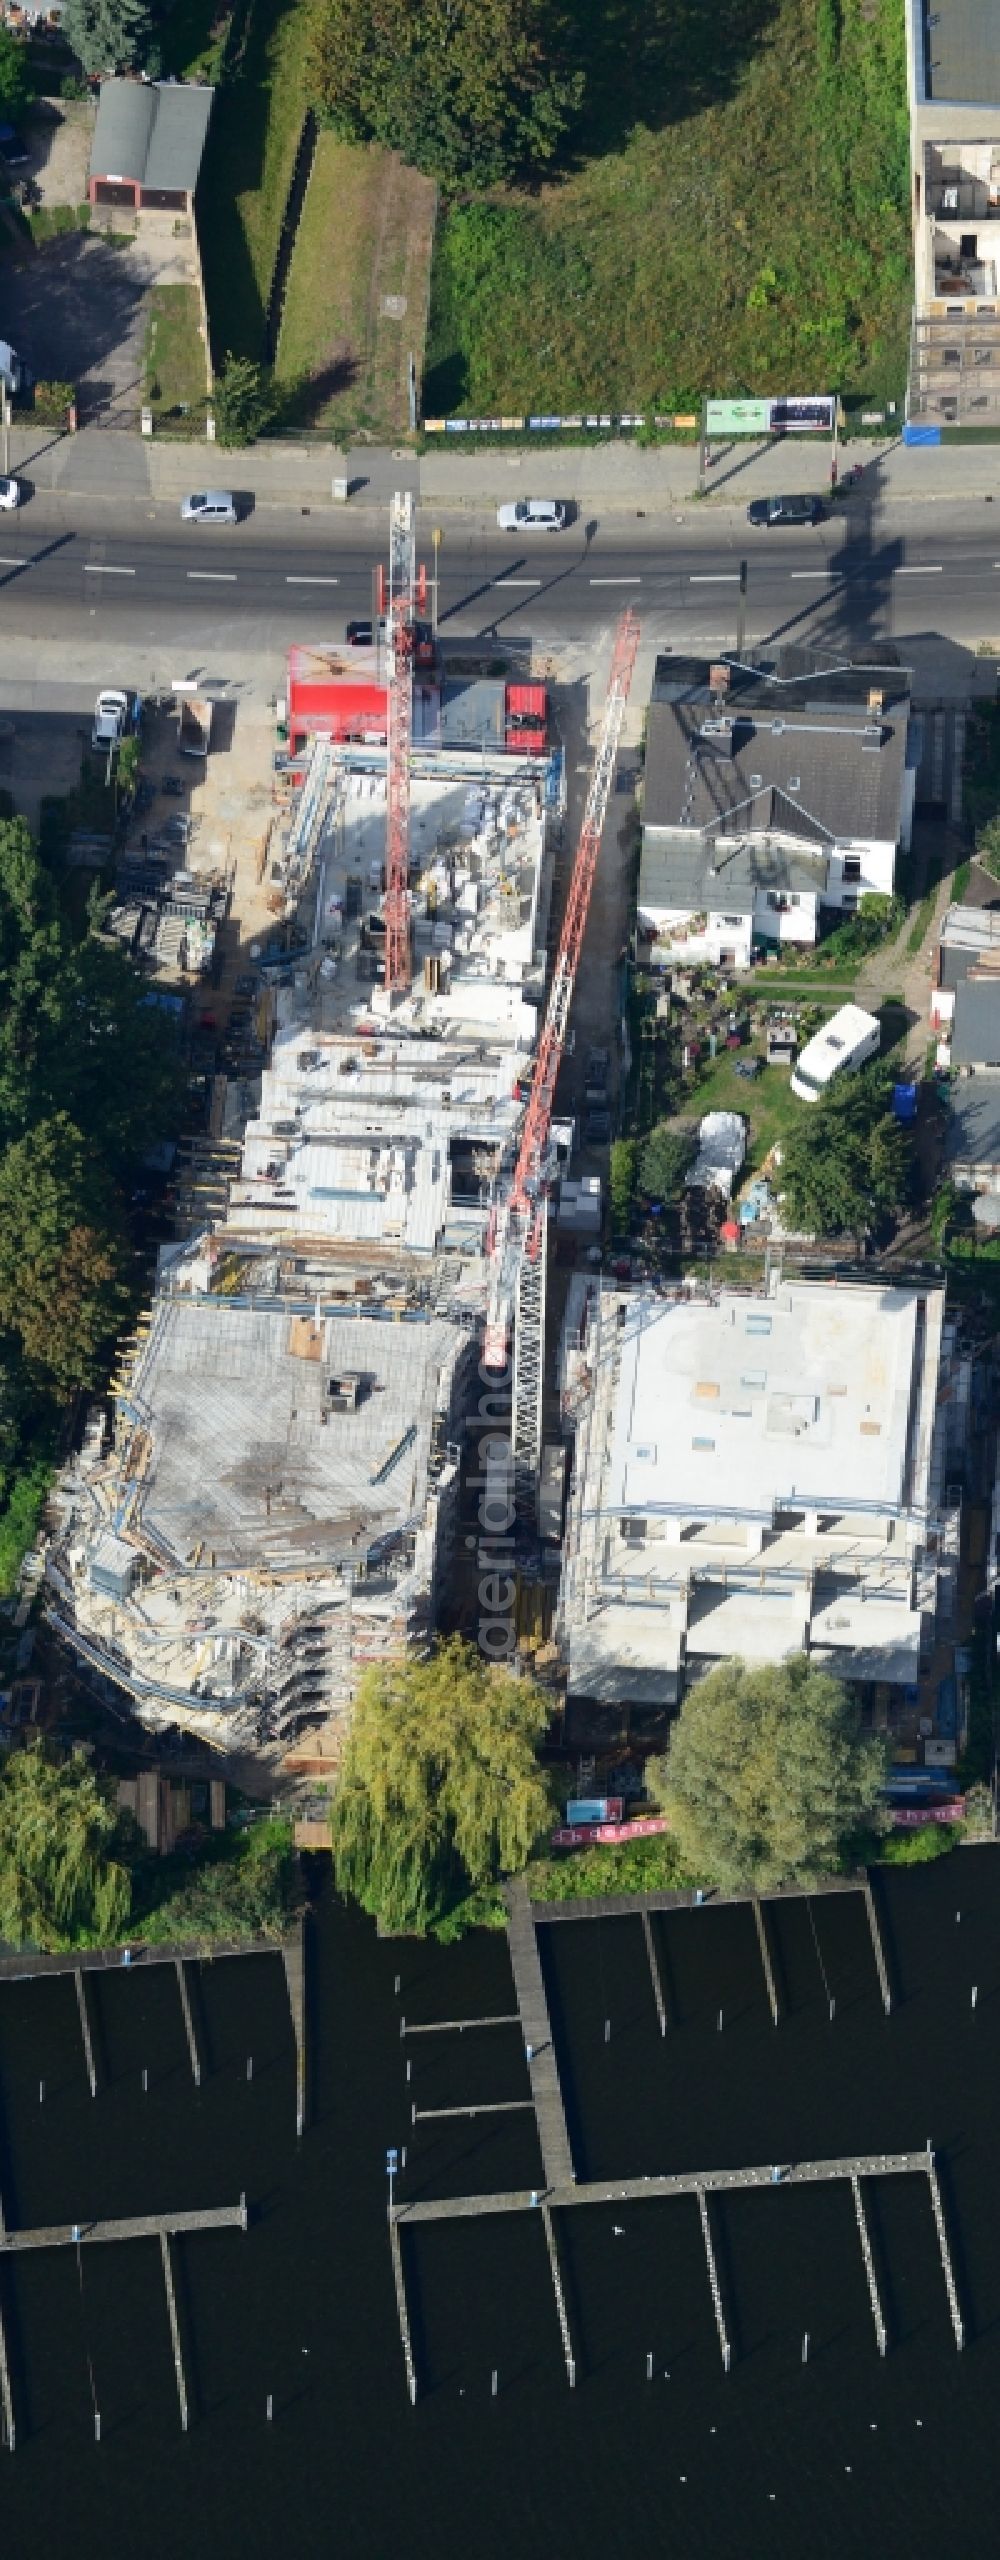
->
xmin=650 ymin=1655 xmax=887 ymax=1894
xmin=331 ymin=1637 xmax=552 ymax=1933
xmin=0 ymin=1740 xmax=131 ymax=1950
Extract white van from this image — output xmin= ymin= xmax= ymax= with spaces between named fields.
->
xmin=790 ymin=1003 xmax=881 ymax=1102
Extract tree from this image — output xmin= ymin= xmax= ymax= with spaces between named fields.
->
xmin=650 ymin=1655 xmax=887 ymax=1893
xmin=212 ymin=355 xmax=275 ymax=449
xmin=63 ymin=0 xmax=153 ymax=74
xmin=778 ymin=1065 xmax=908 ymax=1239
xmin=0 ymin=1740 xmax=131 ymax=1949
xmin=0 ymin=28 xmax=35 ymax=121
xmin=0 ymin=1113 xmax=129 ymax=1391
xmin=306 ymin=0 xmax=584 ymax=188
xmin=330 ymin=1637 xmax=552 ymax=1932
xmin=640 ymin=1123 xmax=694 ymax=1200
xmin=609 ymin=1137 xmax=637 ymax=1233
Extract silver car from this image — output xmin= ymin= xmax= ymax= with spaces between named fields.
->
xmin=180 ymin=490 xmax=238 ymax=524
xmin=496 ymin=497 xmax=568 ymax=532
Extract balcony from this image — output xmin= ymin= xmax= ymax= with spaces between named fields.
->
xmin=926 ymin=178 xmax=1000 ymax=220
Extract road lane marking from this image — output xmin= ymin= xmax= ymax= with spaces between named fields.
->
xmin=0 ymin=555 xmax=26 ymax=567
xmin=494 ymin=577 xmax=542 ymax=587
xmin=83 ymin=562 xmax=135 ymax=575
xmin=286 ymin=574 xmax=339 ymax=584
xmin=896 ymin=563 xmax=942 ymax=574
xmin=688 ymin=573 xmax=740 ymax=584
xmin=590 ymin=575 xmax=641 ymax=585
xmin=790 ymin=569 xmax=841 ymax=579
xmin=187 ymin=570 xmax=238 ymax=582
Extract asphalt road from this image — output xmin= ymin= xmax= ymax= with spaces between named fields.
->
xmin=1 ymin=491 xmax=999 ymax=655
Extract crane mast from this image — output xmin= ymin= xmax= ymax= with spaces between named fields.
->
xmin=383 ymin=491 xmax=420 ymax=995
xmin=484 ymin=606 xmax=640 ymax=1513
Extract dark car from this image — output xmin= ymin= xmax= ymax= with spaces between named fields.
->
xmin=584 ymin=1108 xmax=612 ymax=1146
xmin=0 ymin=127 xmax=30 ymax=167
xmin=747 ymin=494 xmax=824 ymax=527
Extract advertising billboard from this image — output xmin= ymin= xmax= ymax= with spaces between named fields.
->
xmin=706 ymin=394 xmax=834 ymax=436
xmin=705 ymin=398 xmax=771 ymax=435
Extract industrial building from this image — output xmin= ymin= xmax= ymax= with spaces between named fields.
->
xmin=558 ymin=1273 xmax=967 ymax=1750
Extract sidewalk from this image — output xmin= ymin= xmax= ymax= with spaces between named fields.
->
xmin=8 ymin=420 xmax=1000 ymax=514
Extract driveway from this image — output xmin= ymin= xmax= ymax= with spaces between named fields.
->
xmin=3 ymin=230 xmax=151 ymax=418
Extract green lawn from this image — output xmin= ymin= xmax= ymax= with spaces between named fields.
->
xmin=144 ymin=284 xmax=209 ymax=425
xmin=275 ymin=134 xmax=436 ymax=435
xmin=684 ymin=1050 xmax=805 ymax=1170
xmin=158 ymin=0 xmax=240 ymax=82
xmin=424 ymin=0 xmax=910 ymax=416
xmin=197 ymin=0 xmax=312 ymax=364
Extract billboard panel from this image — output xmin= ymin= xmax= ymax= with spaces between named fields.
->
xmin=769 ymin=394 xmax=835 ymax=432
xmin=706 ymin=398 xmax=770 ymax=435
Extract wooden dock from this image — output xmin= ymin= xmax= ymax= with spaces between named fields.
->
xmin=0 ymin=2200 xmax=248 ymax=2254
xmin=0 ymin=2293 xmax=14 ymax=2451
xmin=697 ymin=2186 xmax=731 ymax=2370
xmin=401 ymin=2016 xmax=518 ymax=2037
xmin=641 ymin=1912 xmax=668 ymax=2036
xmin=74 ymin=1967 xmax=98 ymax=2098
xmin=862 ymin=1876 xmax=893 ymax=2016
xmin=174 ymin=1959 xmax=201 ymax=2088
xmin=160 ymin=2230 xmax=189 ymax=2429
xmin=752 ymin=1897 xmax=781 ymax=2026
xmin=927 ymin=2153 xmax=964 ymax=2348
xmin=281 ymin=1920 xmax=307 ymax=2138
xmin=541 ymin=2203 xmax=576 ymax=2386
xmin=505 ymin=1879 xmax=575 ymax=2189
xmin=394 ymin=2148 xmax=932 ymax=2225
xmin=388 ymin=2216 xmax=417 ymax=2404
xmin=851 ymin=2173 xmax=887 ymax=2354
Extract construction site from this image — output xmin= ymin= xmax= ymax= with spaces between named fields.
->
xmin=43 ymin=500 xmax=637 ymax=1773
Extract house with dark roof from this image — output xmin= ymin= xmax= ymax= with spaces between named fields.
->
xmin=637 ymin=654 xmax=913 ymax=971
xmin=88 ymin=79 xmax=214 ymax=216
xmin=943 ymin=972 xmax=1000 ymax=1192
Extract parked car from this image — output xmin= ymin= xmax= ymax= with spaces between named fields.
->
xmin=180 ymin=490 xmax=238 ymax=524
xmin=0 ymin=128 xmax=30 ymax=168
xmin=747 ymin=494 xmax=824 ymax=527
xmin=0 ymin=476 xmax=22 ymax=511
xmin=496 ymin=498 xmax=568 ymax=533
xmin=584 ymin=1108 xmax=612 ymax=1145
xmin=91 ymin=688 xmax=139 ymax=752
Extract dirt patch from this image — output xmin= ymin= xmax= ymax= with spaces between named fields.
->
xmin=275 ymin=136 xmax=436 ymax=437
xmin=25 ymin=99 xmax=94 ymax=210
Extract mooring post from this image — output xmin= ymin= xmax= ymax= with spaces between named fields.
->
xmin=641 ymin=1911 xmax=668 ymax=2035
xmin=174 ymin=1959 xmax=201 ymax=2088
xmin=159 ymin=2230 xmax=189 ymax=2430
xmin=74 ymin=1967 xmax=97 ymax=2098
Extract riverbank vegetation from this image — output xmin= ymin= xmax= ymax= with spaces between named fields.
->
xmin=0 ymin=1742 xmax=297 ymax=1952
xmin=330 ymin=1638 xmax=552 ymax=1935
xmin=649 ymin=1657 xmax=887 ymax=1893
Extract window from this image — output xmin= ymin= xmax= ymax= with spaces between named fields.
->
xmin=843 ymin=855 xmax=862 ymax=882
xmin=745 ymin=1314 xmax=772 ymax=1336
xmin=722 ymin=913 xmax=743 ymax=927
xmin=691 ymin=1435 xmax=716 ymax=1452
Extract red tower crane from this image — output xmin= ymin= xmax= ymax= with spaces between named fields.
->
xmin=484 ymin=606 xmax=640 ymax=1517
xmin=382 ymin=491 xmax=426 ymax=996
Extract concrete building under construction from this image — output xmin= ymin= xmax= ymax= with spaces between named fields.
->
xmin=557 ymin=1273 xmax=966 ymax=1743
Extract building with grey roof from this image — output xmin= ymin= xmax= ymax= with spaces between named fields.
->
xmin=950 ymin=976 xmax=1000 ymax=1065
xmin=948 ymin=1076 xmax=1000 ymax=1189
xmin=905 ymin=0 xmax=1000 ymax=422
xmin=88 ymin=79 xmax=214 ymax=214
xmin=638 ymin=671 xmax=912 ymax=970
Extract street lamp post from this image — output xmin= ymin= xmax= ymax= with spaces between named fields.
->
xmin=432 ymin=527 xmax=442 ymax=639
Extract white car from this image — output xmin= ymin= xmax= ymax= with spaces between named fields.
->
xmin=91 ymin=688 xmax=131 ymax=751
xmin=0 ymin=476 xmax=22 ymax=510
xmin=496 ymin=497 xmax=568 ymax=532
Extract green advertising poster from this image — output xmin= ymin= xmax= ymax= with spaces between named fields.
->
xmin=705 ymin=398 xmax=772 ymax=435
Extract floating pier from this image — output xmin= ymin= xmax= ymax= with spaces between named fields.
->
xmin=411 ymin=2100 xmax=534 ymax=2126
xmin=74 ymin=1967 xmax=98 ymax=2098
xmin=862 ymin=1876 xmax=893 ymax=2016
xmin=0 ymin=2200 xmax=248 ymax=2255
xmin=926 ymin=2154 xmax=964 ymax=2349
xmin=401 ymin=2016 xmax=518 ymax=2037
xmin=752 ymin=1897 xmax=781 ymax=2027
xmin=505 ymin=1879 xmax=575 ymax=2188
xmin=641 ymin=1912 xmax=668 ymax=2036
xmin=174 ymin=1959 xmax=201 ymax=2088
xmin=388 ymin=2216 xmax=417 ymax=2404
xmin=0 ymin=2294 xmax=14 ymax=2451
xmin=394 ymin=2148 xmax=932 ymax=2226
xmin=281 ymin=1921 xmax=307 ymax=2138
xmin=851 ymin=2173 xmax=887 ymax=2355
xmin=160 ymin=2230 xmax=189 ymax=2430
xmin=541 ymin=2202 xmax=576 ymax=2386
xmin=697 ymin=2187 xmax=731 ymax=2371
